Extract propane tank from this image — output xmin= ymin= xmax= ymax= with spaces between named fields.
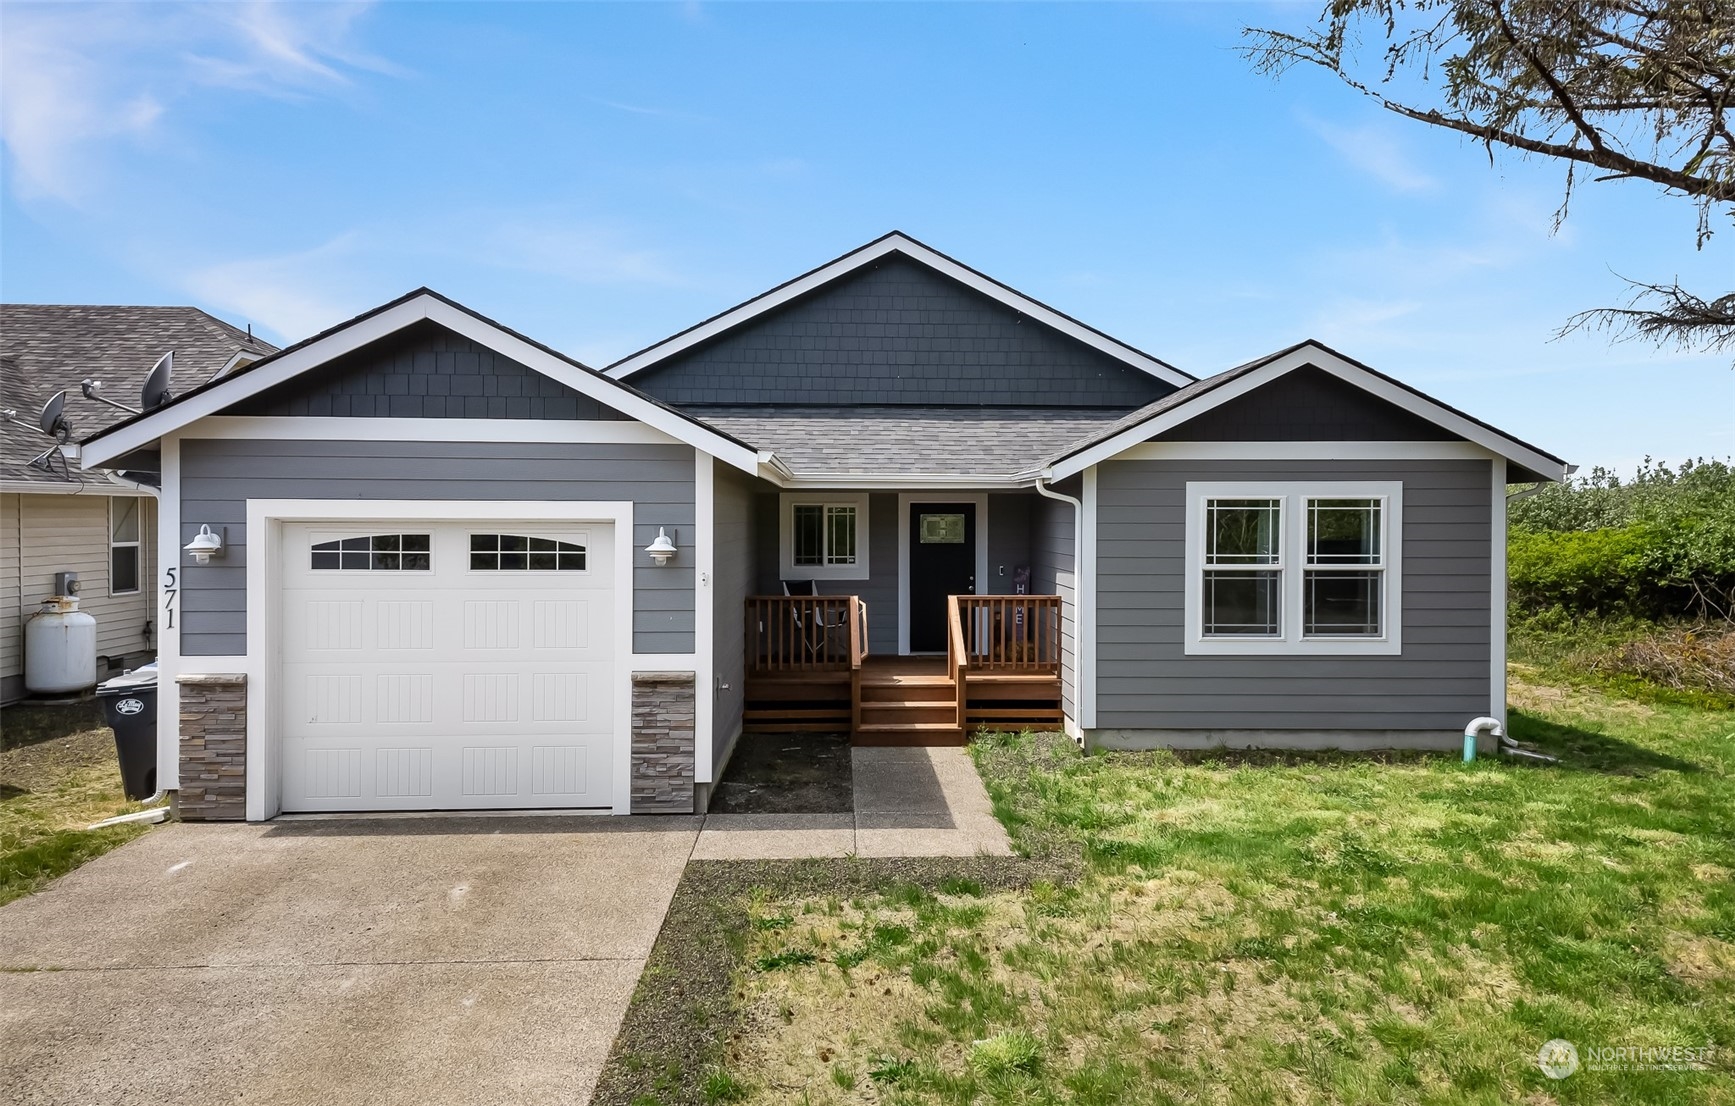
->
xmin=25 ymin=595 xmax=98 ymax=695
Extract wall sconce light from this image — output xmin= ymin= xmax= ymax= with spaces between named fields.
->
xmin=184 ymin=524 xmax=224 ymax=565
xmin=645 ymin=527 xmax=677 ymax=566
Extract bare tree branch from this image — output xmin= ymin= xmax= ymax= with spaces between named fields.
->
xmin=1243 ymin=0 xmax=1735 ymax=362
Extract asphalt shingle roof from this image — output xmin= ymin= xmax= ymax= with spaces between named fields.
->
xmin=2 ymin=304 xmax=276 ymax=487
xmin=688 ymin=405 xmax=1128 ymax=479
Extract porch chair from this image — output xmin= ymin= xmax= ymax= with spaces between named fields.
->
xmin=782 ymin=579 xmax=849 ymax=662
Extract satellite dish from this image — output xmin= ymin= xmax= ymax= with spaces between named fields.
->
xmin=141 ymin=351 xmax=174 ymax=410
xmin=37 ymin=391 xmax=69 ymax=440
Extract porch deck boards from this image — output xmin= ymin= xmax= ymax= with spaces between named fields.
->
xmin=744 ymin=644 xmax=1062 ymax=745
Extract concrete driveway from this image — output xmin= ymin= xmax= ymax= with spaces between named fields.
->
xmin=0 ymin=816 xmax=701 ymax=1106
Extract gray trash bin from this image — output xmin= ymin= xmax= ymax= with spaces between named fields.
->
xmin=96 ymin=662 xmax=158 ymax=801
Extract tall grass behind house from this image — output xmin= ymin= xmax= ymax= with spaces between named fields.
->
xmin=1507 ymin=458 xmax=1735 ymax=703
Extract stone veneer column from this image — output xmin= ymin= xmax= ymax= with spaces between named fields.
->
xmin=631 ymin=671 xmax=697 ymax=814
xmin=176 ymin=674 xmax=248 ymax=821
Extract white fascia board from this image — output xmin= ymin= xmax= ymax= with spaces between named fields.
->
xmin=210 ymin=349 xmax=266 ymax=383
xmin=80 ymin=294 xmax=764 ymax=477
xmin=1049 ymin=346 xmax=1569 ymax=482
xmin=1114 ymin=441 xmax=1496 ymax=462
xmin=606 ymin=234 xmax=1193 ymax=389
xmin=0 ymin=479 xmax=152 ymax=497
xmin=778 ymin=472 xmax=1033 ymax=490
xmin=187 ymin=416 xmax=679 ymax=444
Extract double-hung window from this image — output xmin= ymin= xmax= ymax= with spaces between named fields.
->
xmin=779 ymin=494 xmax=869 ymax=581
xmin=1185 ymin=482 xmax=1400 ymax=655
xmin=110 ymin=498 xmax=142 ymax=595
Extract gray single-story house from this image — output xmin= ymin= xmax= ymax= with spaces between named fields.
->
xmin=78 ymin=233 xmax=1568 ymax=821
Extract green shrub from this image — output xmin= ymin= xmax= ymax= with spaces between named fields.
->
xmin=1509 ymin=458 xmax=1735 ymax=620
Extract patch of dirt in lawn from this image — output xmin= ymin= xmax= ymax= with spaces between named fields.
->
xmin=2 ymin=727 xmax=120 ymax=797
xmin=1 ymin=698 xmax=106 ymax=752
xmin=709 ymin=731 xmax=853 ymax=814
xmin=1510 ymin=675 xmax=1657 ymax=721
xmin=1664 ymin=933 xmax=1735 ymax=985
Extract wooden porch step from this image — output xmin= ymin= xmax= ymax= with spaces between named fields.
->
xmin=860 ymin=701 xmax=958 ymax=727
xmin=966 ymin=671 xmax=1061 ymax=684
xmin=854 ymin=722 xmax=967 ymax=747
xmin=860 ymin=672 xmax=955 ymax=688
xmin=860 ymin=681 xmax=954 ymax=704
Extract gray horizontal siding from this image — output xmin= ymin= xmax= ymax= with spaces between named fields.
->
xmin=712 ymin=466 xmax=757 ymax=768
xmin=1094 ymin=458 xmax=1491 ymax=731
xmin=746 ymin=490 xmax=1049 ymax=658
xmin=1152 ymin=366 xmax=1455 ymax=442
xmin=752 ymin=491 xmax=900 ymax=655
xmin=229 ymin=320 xmax=626 ymax=421
xmin=1030 ymin=493 xmax=1077 ymax=720
xmin=630 ymin=255 xmax=1174 ymax=408
xmin=178 ymin=438 xmax=695 ymax=656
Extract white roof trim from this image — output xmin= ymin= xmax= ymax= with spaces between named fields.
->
xmin=0 ymin=478 xmax=151 ymax=497
xmin=80 ymin=293 xmax=765 ymax=476
xmin=1046 ymin=344 xmax=1569 ymax=482
xmin=604 ymin=233 xmax=1194 ymax=389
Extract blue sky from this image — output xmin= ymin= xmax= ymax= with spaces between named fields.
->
xmin=2 ymin=1 xmax=1729 ymax=472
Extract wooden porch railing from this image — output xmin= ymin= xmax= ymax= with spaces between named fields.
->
xmin=746 ymin=595 xmax=868 ymax=673
xmin=948 ymin=594 xmax=1062 ymax=732
xmin=953 ymin=595 xmax=1062 ymax=671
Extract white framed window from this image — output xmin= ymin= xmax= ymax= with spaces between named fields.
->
xmin=110 ymin=497 xmax=142 ymax=595
xmin=1183 ymin=481 xmax=1401 ymax=655
xmin=779 ymin=493 xmax=869 ymax=581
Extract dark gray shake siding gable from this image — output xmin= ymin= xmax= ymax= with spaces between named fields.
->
xmin=1151 ymin=366 xmax=1456 ymax=443
xmin=229 ymin=321 xmax=628 ymax=421
xmin=177 ymin=439 xmax=696 ymax=655
xmin=629 ymin=256 xmax=1175 ymax=408
xmin=1095 ymin=459 xmax=1491 ymax=732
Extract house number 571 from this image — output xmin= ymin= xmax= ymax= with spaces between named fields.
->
xmin=163 ymin=566 xmax=178 ymax=630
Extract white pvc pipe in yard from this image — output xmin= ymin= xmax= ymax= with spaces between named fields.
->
xmin=1463 ymin=717 xmax=1504 ymax=763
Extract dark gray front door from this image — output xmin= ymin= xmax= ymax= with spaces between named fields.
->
xmin=908 ymin=502 xmax=976 ymax=652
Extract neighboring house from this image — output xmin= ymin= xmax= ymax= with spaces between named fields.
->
xmin=1 ymin=305 xmax=275 ymax=703
xmin=77 ymin=233 xmax=1568 ymax=821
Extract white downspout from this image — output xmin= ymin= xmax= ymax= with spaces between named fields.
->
xmin=1035 ymin=473 xmax=1085 ymax=743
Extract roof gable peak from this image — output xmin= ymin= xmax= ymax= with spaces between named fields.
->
xmin=605 ymin=233 xmax=1194 ymax=389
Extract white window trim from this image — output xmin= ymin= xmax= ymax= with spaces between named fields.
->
xmin=1183 ymin=481 xmax=1403 ymax=656
xmin=110 ymin=496 xmax=143 ymax=595
xmin=779 ymin=493 xmax=869 ymax=581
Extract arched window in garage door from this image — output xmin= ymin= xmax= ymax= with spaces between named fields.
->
xmin=468 ymin=534 xmax=587 ymax=572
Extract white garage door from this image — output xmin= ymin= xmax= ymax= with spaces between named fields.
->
xmin=278 ymin=520 xmax=616 ymax=812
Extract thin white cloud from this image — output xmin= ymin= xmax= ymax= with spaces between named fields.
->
xmin=481 ymin=220 xmax=687 ymax=286
xmin=0 ymin=2 xmax=390 ymax=204
xmin=180 ymin=233 xmax=368 ymax=343
xmin=1301 ymin=113 xmax=1439 ymax=194
xmin=589 ymin=97 xmax=713 ymax=123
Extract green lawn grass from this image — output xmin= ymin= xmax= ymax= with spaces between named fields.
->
xmin=726 ymin=679 xmax=1735 ymax=1104
xmin=1 ymin=725 xmax=151 ymax=907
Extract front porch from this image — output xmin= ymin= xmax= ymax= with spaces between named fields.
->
xmin=742 ymin=594 xmax=1064 ymax=744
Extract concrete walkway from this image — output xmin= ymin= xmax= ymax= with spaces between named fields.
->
xmin=693 ymin=746 xmax=1013 ymax=860
xmin=0 ymin=817 xmax=701 ymax=1106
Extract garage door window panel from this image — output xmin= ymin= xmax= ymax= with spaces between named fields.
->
xmin=310 ymin=534 xmax=431 ymax=571
xmin=469 ymin=533 xmax=587 ymax=571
